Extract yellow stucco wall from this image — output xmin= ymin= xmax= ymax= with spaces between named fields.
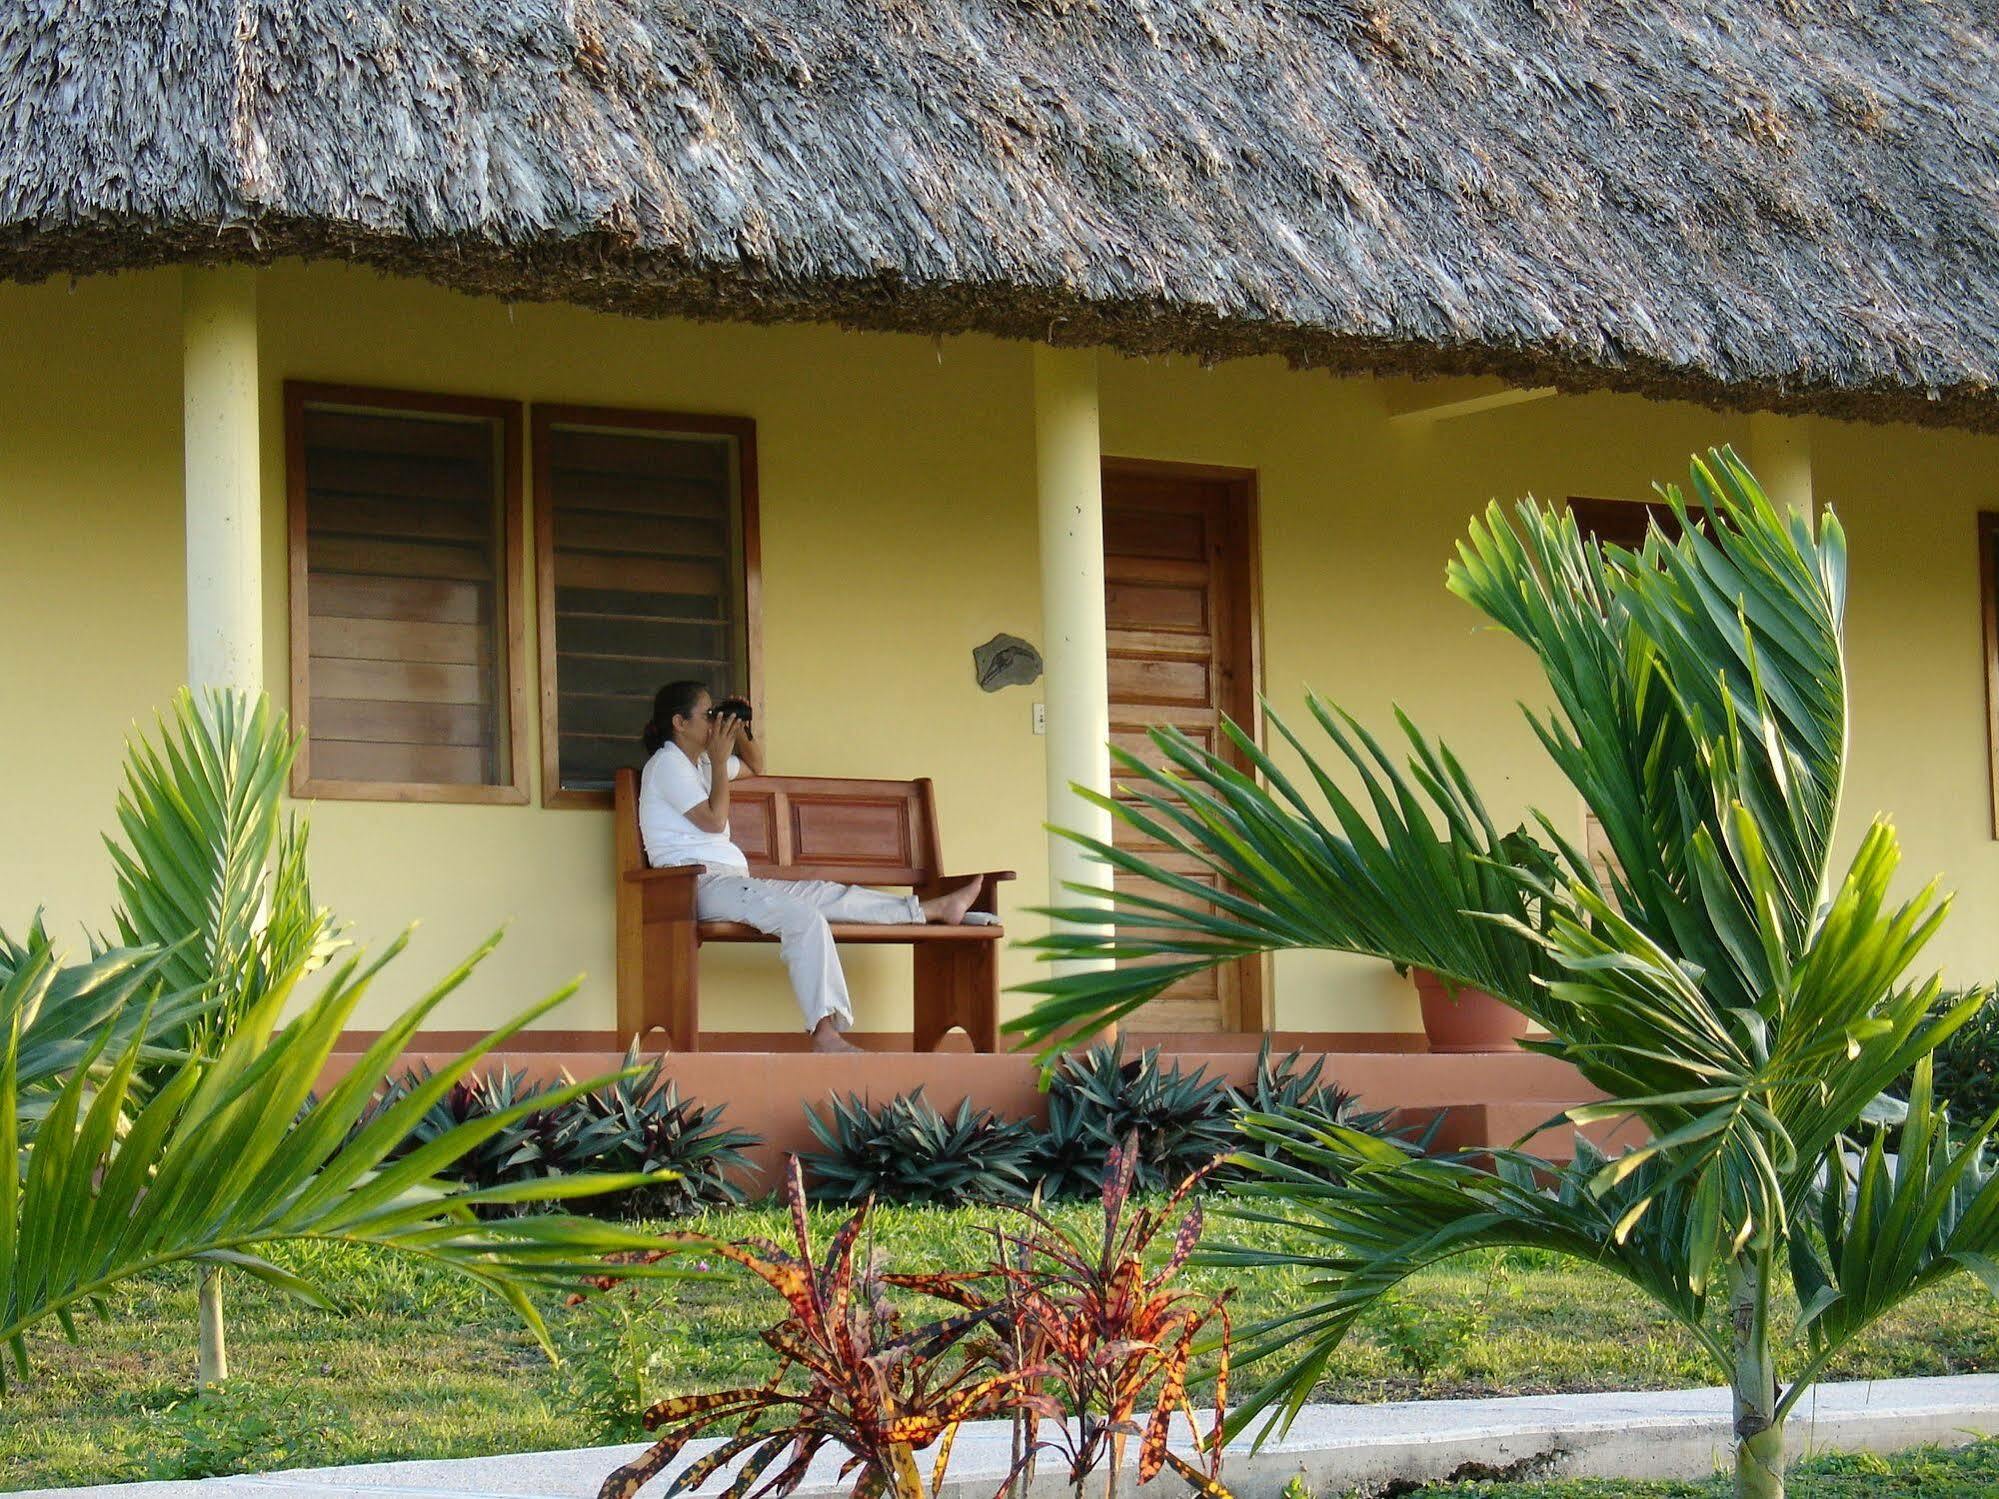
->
xmin=3 ymin=264 xmax=1996 ymax=1038
xmin=0 ymin=272 xmax=187 ymax=929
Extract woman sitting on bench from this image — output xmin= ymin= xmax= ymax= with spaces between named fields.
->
xmin=637 ymin=681 xmax=986 ymax=1052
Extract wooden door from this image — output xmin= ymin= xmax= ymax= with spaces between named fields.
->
xmin=1102 ymin=460 xmax=1263 ymax=1033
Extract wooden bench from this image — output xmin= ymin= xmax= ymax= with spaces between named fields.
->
xmin=613 ymin=767 xmax=1011 ymax=1052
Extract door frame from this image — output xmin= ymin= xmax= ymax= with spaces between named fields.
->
xmin=1100 ymin=455 xmax=1270 ymax=1032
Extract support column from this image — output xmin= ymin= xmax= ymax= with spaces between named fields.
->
xmin=1746 ymin=412 xmax=1814 ymax=520
xmin=1033 ymin=345 xmax=1114 ymax=964
xmin=182 ymin=266 xmax=263 ymax=694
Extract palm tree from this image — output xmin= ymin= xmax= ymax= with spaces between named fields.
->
xmin=104 ymin=689 xmax=343 ymax=1377
xmin=1009 ymin=449 xmax=1996 ymax=1498
xmin=3 ymin=689 xmax=682 ymax=1391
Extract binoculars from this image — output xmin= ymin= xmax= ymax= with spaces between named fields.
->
xmin=707 ymin=697 xmax=753 ymax=729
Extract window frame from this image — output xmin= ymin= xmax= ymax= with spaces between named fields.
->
xmin=530 ymin=402 xmax=763 ymax=810
xmin=285 ymin=380 xmax=531 ymax=805
xmin=1982 ymin=512 xmax=1999 ymax=840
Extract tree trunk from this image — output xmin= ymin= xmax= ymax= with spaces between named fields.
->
xmin=198 ymin=1265 xmax=228 ymax=1388
xmin=1729 ymin=1257 xmax=1783 ymax=1499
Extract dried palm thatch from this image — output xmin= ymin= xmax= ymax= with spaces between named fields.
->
xmin=2 ymin=0 xmax=1995 ymax=427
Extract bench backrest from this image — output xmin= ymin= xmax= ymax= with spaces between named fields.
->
xmin=613 ymin=767 xmax=944 ymax=886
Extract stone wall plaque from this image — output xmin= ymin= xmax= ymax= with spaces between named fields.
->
xmin=973 ymin=633 xmax=1044 ymax=691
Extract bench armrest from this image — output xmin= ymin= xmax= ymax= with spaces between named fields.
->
xmin=623 ymin=862 xmax=701 ymax=921
xmin=624 ymin=863 xmax=704 ymax=884
xmin=918 ymin=869 xmax=1016 ymax=916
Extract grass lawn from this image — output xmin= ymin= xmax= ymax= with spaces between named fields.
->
xmin=8 ymin=1199 xmax=1999 ymax=1489
xmin=1399 ymin=1440 xmax=1999 ymax=1497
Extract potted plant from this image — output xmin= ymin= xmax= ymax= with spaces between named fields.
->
xmin=1408 ymin=966 xmax=1530 ymax=1053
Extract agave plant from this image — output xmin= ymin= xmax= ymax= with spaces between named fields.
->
xmin=1030 ymin=1042 xmax=1236 ymax=1201
xmin=574 ymin=1050 xmax=759 ymax=1218
xmin=1010 ymin=449 xmax=1995 ymax=1498
xmin=596 ymin=1160 xmax=1028 ymax=1499
xmin=805 ymin=1089 xmax=1039 ymax=1206
xmin=1209 ymin=1044 xmax=1421 ymax=1187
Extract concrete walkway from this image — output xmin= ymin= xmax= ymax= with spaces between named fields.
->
xmin=28 ymin=1375 xmax=1999 ymax=1499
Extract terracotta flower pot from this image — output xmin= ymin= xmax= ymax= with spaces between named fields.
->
xmin=1412 ymin=968 xmax=1531 ymax=1054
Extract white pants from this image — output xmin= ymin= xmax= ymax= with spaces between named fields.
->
xmin=695 ymin=873 xmax=925 ymax=1031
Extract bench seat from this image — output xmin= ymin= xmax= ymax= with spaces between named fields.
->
xmin=696 ymin=920 xmax=1005 ymax=944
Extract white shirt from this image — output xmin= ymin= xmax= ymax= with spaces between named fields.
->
xmin=638 ymin=746 xmax=747 ymax=872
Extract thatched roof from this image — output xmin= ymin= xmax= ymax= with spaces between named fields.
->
xmin=4 ymin=1 xmax=1997 ymax=428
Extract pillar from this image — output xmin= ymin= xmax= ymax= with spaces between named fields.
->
xmin=182 ymin=266 xmax=263 ymax=694
xmin=1746 ymin=412 xmax=1814 ymax=520
xmin=1033 ymin=345 xmax=1114 ymax=962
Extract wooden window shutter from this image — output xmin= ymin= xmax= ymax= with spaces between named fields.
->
xmin=532 ymin=405 xmax=760 ymax=807
xmin=286 ymin=383 xmax=528 ymax=803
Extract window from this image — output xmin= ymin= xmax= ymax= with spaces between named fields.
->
xmin=286 ymin=383 xmax=528 ymax=803
xmin=1567 ymin=495 xmax=1703 ymax=551
xmin=1983 ymin=513 xmax=1999 ymax=839
xmin=532 ymin=405 xmax=759 ymax=807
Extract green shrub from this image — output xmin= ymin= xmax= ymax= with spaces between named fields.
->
xmin=327 ymin=1061 xmax=760 ymax=1219
xmin=795 ymin=1043 xmax=1413 ymax=1208
xmin=1214 ymin=1043 xmax=1420 ymax=1184
xmin=142 ymin=1381 xmax=351 ymax=1480
xmin=572 ymin=1051 xmax=759 ymax=1218
xmin=1032 ymin=1039 xmax=1237 ymax=1198
xmin=560 ymin=1293 xmax=674 ymax=1442
xmin=803 ymin=1089 xmax=1039 ymax=1205
xmin=1925 ymin=988 xmax=1999 ymax=1123
xmin=390 ymin=1066 xmax=566 ymax=1209
xmin=1031 ymin=1085 xmax=1114 ymax=1203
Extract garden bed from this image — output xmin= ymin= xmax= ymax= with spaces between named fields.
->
xmin=9 ymin=1201 xmax=1999 ymax=1490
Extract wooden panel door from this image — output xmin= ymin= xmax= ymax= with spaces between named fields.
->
xmin=1102 ymin=460 xmax=1263 ymax=1032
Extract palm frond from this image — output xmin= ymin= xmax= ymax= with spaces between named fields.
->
xmin=106 ymin=688 xmax=339 ymax=1052
xmin=1207 ymin=1108 xmax=1726 ymax=1437
xmin=1779 ymin=1059 xmax=1999 ymax=1417
xmin=0 ymin=931 xmax=683 ymax=1385
xmin=0 ymin=920 xmax=198 ymax=1111
xmin=1006 ymin=704 xmax=1557 ymax=1057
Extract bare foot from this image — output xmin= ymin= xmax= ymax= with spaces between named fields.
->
xmin=810 ymin=1018 xmax=860 ymax=1053
xmin=920 ymin=877 xmax=984 ymax=926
